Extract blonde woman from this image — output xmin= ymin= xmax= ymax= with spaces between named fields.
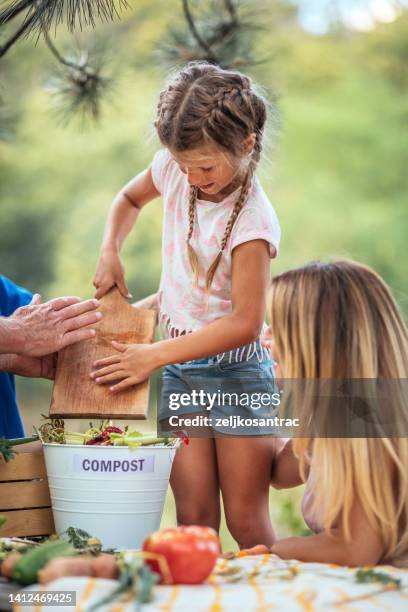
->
xmin=252 ymin=260 xmax=408 ymax=565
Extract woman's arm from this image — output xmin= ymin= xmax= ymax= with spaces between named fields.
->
xmin=271 ymin=439 xmax=303 ymax=489
xmin=270 ymin=497 xmax=384 ymax=566
xmin=91 ymin=239 xmax=271 ymax=391
xmin=94 ymin=167 xmax=160 ymax=299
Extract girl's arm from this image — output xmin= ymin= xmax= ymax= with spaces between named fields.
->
xmin=132 ymin=293 xmax=159 ymax=326
xmin=91 ymin=239 xmax=270 ymax=391
xmin=93 ymin=167 xmax=160 ymax=299
xmin=154 ymin=238 xmax=270 ymax=362
xmin=270 ymin=497 xmax=384 ymax=566
xmin=271 ymin=439 xmax=303 ymax=489
xmin=132 ymin=293 xmax=159 ymax=311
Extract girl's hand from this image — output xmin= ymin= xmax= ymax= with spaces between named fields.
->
xmin=239 ymin=545 xmax=271 ymax=556
xmin=93 ymin=248 xmax=132 ymax=300
xmin=260 ymin=325 xmax=273 ymax=352
xmin=222 ymin=545 xmax=271 ymax=559
xmin=261 ymin=325 xmax=282 ymax=377
xmin=90 ymin=341 xmax=159 ymax=392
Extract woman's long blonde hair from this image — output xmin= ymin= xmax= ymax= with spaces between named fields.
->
xmin=270 ymin=260 xmax=408 ymax=564
xmin=155 ymin=61 xmax=270 ymax=289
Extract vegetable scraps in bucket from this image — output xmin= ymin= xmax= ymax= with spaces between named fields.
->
xmin=37 ymin=418 xmax=179 ymax=448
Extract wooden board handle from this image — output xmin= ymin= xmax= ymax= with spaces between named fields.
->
xmin=50 ymin=288 xmax=157 ymax=419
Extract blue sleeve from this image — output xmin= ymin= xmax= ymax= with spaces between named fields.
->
xmin=0 ymin=275 xmax=33 ymax=317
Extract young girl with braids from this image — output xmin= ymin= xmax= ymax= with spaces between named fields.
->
xmin=92 ymin=62 xmax=281 ymax=547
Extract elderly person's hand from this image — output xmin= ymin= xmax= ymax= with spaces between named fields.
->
xmin=2 ymin=352 xmax=57 ymax=380
xmin=1 ymin=294 xmax=102 ymax=357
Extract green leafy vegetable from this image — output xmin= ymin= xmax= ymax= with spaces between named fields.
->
xmin=0 ymin=436 xmax=38 ymax=463
xmin=12 ymin=539 xmax=75 ymax=586
xmin=355 ymin=568 xmax=401 ymax=589
xmin=89 ymin=555 xmax=158 ymax=611
xmin=60 ymin=527 xmax=102 ymax=554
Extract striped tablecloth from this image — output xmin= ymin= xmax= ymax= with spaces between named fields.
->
xmin=14 ymin=554 xmax=408 ymax=611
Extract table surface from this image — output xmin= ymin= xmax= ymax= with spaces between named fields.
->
xmin=9 ymin=554 xmax=408 ymax=611
xmin=0 ymin=577 xmax=20 ymax=611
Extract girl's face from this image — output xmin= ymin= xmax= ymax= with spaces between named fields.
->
xmin=170 ymin=136 xmax=255 ymax=199
xmin=170 ymin=147 xmax=240 ymax=197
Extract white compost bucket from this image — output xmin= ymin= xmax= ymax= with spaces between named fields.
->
xmin=42 ymin=443 xmax=179 ymax=550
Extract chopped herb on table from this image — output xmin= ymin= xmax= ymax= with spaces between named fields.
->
xmin=0 ymin=535 xmax=38 ymax=562
xmin=355 ymin=568 xmax=402 ymax=589
xmin=60 ymin=527 xmax=102 ymax=554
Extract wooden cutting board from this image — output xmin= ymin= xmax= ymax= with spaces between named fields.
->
xmin=50 ymin=288 xmax=156 ymax=419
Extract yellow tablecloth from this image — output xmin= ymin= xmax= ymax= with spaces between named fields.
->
xmin=14 ymin=555 xmax=408 ymax=611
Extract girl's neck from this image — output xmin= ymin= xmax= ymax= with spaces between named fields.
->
xmin=198 ymin=170 xmax=246 ymax=203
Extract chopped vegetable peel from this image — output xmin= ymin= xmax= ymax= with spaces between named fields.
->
xmin=38 ymin=418 xmax=177 ymax=448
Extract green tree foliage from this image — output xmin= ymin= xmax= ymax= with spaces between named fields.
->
xmin=267 ymin=14 xmax=408 ymax=312
xmin=1 ymin=4 xmax=407 ymax=313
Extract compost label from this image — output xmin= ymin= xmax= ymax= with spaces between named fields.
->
xmin=73 ymin=453 xmax=155 ymax=474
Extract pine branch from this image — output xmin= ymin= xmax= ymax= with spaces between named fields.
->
xmin=44 ymin=28 xmax=84 ymax=71
xmin=158 ymin=0 xmax=264 ymax=70
xmin=182 ymin=0 xmax=216 ymax=62
xmin=0 ymin=0 xmax=36 ymax=25
xmin=0 ymin=9 xmax=38 ymax=58
xmin=224 ymin=0 xmax=238 ymax=27
xmin=0 ymin=0 xmax=130 ymax=58
xmin=44 ymin=34 xmax=113 ymax=125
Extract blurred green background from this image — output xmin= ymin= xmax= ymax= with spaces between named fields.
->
xmin=1 ymin=0 xmax=407 ymax=549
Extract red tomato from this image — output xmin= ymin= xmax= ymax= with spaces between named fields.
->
xmin=142 ymin=526 xmax=221 ymax=584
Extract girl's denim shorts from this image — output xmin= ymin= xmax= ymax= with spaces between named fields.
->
xmin=159 ymin=350 xmax=280 ymax=436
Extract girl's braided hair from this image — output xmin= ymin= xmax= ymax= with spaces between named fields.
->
xmin=155 ymin=61 xmax=267 ymax=290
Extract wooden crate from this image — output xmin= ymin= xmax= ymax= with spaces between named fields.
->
xmin=0 ymin=441 xmax=55 ymax=538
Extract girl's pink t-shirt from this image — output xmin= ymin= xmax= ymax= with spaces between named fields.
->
xmin=151 ymin=148 xmax=281 ymax=336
